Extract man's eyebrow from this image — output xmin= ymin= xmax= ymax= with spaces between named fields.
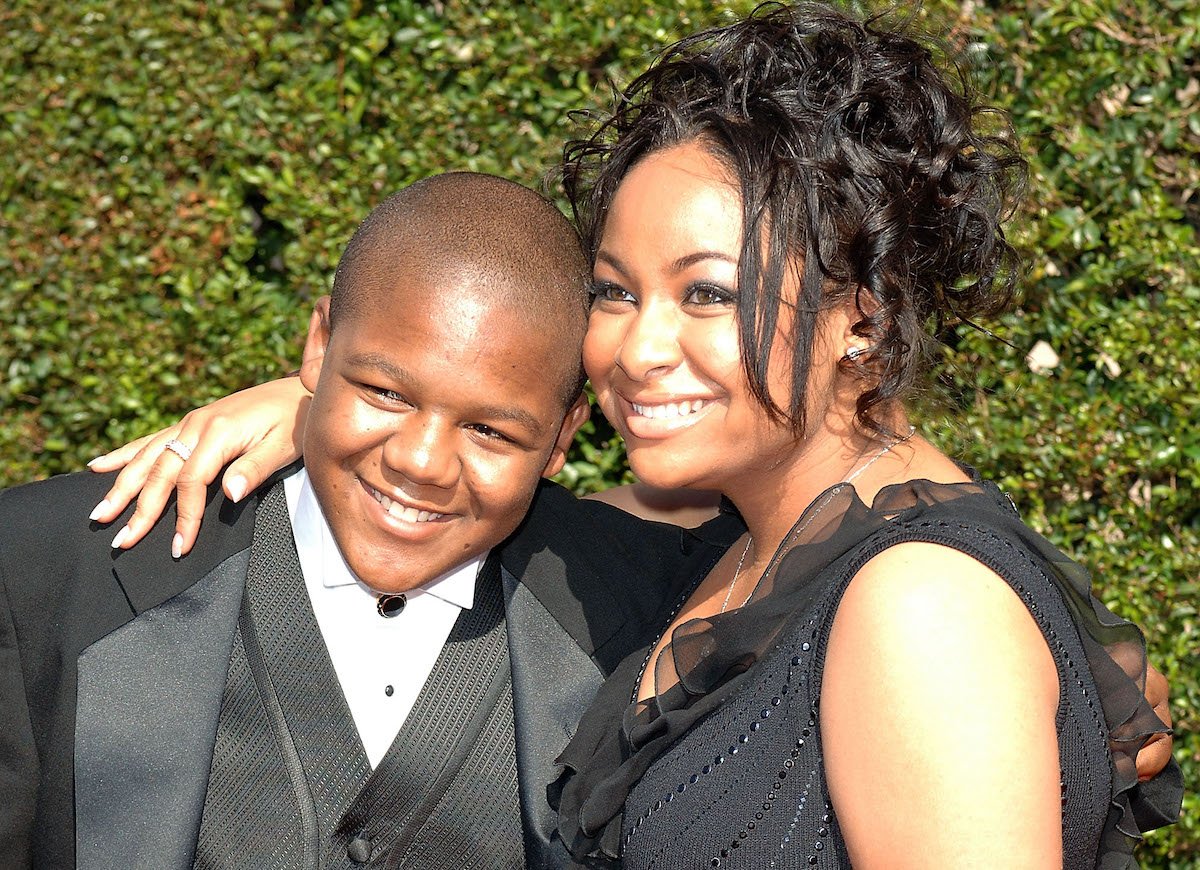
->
xmin=346 ymin=351 xmax=410 ymax=383
xmin=345 ymin=351 xmax=547 ymax=436
xmin=472 ymin=403 xmax=546 ymax=437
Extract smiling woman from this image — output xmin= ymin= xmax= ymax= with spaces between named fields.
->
xmin=584 ymin=142 xmax=860 ymax=499
xmin=585 ymin=147 xmax=747 ymax=488
xmin=547 ymin=4 xmax=1178 ymax=867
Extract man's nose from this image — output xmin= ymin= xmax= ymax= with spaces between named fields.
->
xmin=381 ymin=414 xmax=459 ymax=489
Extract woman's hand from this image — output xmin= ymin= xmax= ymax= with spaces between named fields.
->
xmin=88 ymin=376 xmax=312 ymax=557
xmin=1136 ymin=663 xmax=1174 ymax=782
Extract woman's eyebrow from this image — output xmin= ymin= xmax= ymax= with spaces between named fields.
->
xmin=595 ymin=249 xmax=737 ymax=276
xmin=669 ymin=250 xmax=737 ymax=273
xmin=594 ymin=249 xmax=630 ymax=277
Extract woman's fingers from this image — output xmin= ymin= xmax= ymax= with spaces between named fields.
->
xmin=114 ymin=412 xmax=262 ymax=554
xmin=113 ymin=446 xmax=201 ymax=552
xmin=222 ymin=441 xmax=293 ymax=504
xmin=86 ymin=432 xmax=160 ymax=474
xmin=103 ymin=414 xmax=216 ymax=551
xmin=86 ymin=379 xmax=312 ymax=556
xmin=161 ymin=417 xmax=282 ymax=557
xmin=88 ymin=426 xmax=184 ymax=524
xmin=1135 ymin=664 xmax=1174 ymax=782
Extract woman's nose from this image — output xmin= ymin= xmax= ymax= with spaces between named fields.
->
xmin=615 ymin=298 xmax=682 ymax=382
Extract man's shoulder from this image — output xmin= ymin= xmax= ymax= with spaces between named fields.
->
xmin=0 ymin=467 xmax=113 ymax=517
xmin=505 ymin=479 xmax=741 ymax=581
xmin=499 ymin=480 xmax=741 ymax=673
xmin=0 ymin=470 xmax=119 ymax=560
xmin=0 ymin=468 xmax=265 ymax=604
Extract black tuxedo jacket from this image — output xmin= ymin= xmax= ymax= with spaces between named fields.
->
xmin=0 ymin=468 xmax=739 ymax=869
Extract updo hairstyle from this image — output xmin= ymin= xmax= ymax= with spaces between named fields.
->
xmin=561 ymin=1 xmax=1026 ymax=436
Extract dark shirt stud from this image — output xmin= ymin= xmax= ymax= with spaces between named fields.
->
xmin=377 ymin=593 xmax=407 ymax=617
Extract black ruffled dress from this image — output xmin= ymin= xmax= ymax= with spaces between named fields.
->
xmin=553 ymin=473 xmax=1181 ymax=868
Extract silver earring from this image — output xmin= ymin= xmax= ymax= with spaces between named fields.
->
xmin=845 ymin=345 xmax=865 ymax=361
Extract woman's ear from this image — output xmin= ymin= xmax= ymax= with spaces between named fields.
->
xmin=542 ymin=394 xmax=591 ymax=479
xmin=838 ymin=290 xmax=876 ymax=363
xmin=299 ymin=296 xmax=332 ymax=392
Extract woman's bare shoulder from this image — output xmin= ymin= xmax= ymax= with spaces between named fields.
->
xmin=819 ymin=540 xmax=1062 ymax=868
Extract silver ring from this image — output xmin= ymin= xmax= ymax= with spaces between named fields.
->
xmin=163 ymin=439 xmax=193 ymax=462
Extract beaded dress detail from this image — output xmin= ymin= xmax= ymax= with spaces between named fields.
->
xmin=552 ymin=473 xmax=1181 ymax=868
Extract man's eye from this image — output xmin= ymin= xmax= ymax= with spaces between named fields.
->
xmin=365 ymin=385 xmax=407 ymax=404
xmin=467 ymin=423 xmax=512 ymax=443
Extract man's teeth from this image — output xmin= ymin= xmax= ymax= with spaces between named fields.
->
xmin=631 ymin=399 xmax=708 ymax=419
xmin=371 ymin=488 xmax=444 ymax=522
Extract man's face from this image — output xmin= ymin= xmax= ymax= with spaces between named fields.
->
xmin=300 ymin=272 xmax=587 ymax=594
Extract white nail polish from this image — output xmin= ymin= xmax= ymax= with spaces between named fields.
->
xmin=226 ymin=476 xmax=248 ymax=503
xmin=171 ymin=533 xmax=183 ymax=560
xmin=111 ymin=527 xmax=130 ymax=549
xmin=89 ymin=500 xmax=111 ymax=521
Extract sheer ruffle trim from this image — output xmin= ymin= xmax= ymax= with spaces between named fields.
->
xmin=552 ymin=474 xmax=1180 ymax=866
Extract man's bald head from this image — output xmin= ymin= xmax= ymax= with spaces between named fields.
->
xmin=328 ymin=173 xmax=590 ymax=406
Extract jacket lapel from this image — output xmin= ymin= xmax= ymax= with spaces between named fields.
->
xmin=502 ymin=559 xmax=604 ymax=870
xmin=74 ymin=548 xmax=249 ymax=870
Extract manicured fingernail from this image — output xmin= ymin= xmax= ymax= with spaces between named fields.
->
xmin=111 ymin=526 xmax=130 ymax=549
xmin=171 ymin=533 xmax=183 ymax=560
xmin=89 ymin=499 xmax=111 ymax=521
xmin=86 ymin=456 xmax=103 ymax=468
xmin=226 ymin=475 xmax=247 ymax=503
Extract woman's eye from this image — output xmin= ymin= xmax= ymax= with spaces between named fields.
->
xmin=686 ymin=283 xmax=736 ymax=306
xmin=591 ymin=281 xmax=635 ymax=304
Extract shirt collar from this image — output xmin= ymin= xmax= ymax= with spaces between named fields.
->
xmin=284 ymin=468 xmax=481 ymax=610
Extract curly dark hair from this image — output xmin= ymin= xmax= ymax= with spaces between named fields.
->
xmin=561 ymin=1 xmax=1026 ymax=436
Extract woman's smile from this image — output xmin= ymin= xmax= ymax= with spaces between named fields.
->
xmin=618 ymin=394 xmax=720 ymax=439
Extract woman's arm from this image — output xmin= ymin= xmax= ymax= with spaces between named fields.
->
xmin=88 ymin=376 xmax=311 ymax=557
xmin=821 ymin=542 xmax=1062 ymax=868
xmin=583 ymin=481 xmax=721 ymax=527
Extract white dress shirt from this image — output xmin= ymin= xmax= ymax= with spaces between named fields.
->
xmin=283 ymin=469 xmax=485 ymax=768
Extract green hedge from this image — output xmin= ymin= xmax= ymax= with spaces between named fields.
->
xmin=1 ymin=1 xmax=1195 ymax=863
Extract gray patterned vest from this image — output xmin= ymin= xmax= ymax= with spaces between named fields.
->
xmin=192 ymin=484 xmax=524 ymax=869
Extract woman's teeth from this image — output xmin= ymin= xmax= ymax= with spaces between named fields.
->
xmin=371 ymin=487 xmax=444 ymax=523
xmin=631 ymin=399 xmax=708 ymax=419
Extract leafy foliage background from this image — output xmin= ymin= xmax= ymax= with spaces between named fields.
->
xmin=1 ymin=0 xmax=1195 ymax=862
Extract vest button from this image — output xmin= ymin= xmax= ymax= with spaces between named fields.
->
xmin=348 ymin=834 xmax=373 ymax=863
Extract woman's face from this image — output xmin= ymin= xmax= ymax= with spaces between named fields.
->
xmin=583 ymin=141 xmax=826 ymax=492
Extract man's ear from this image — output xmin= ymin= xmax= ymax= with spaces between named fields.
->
xmin=541 ymin=393 xmax=591 ymax=479
xmin=299 ymin=296 xmax=332 ymax=392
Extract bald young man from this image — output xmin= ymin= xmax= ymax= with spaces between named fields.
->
xmin=0 ymin=174 xmax=736 ymax=869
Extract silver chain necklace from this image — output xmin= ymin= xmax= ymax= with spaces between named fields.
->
xmin=718 ymin=429 xmax=915 ymax=614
